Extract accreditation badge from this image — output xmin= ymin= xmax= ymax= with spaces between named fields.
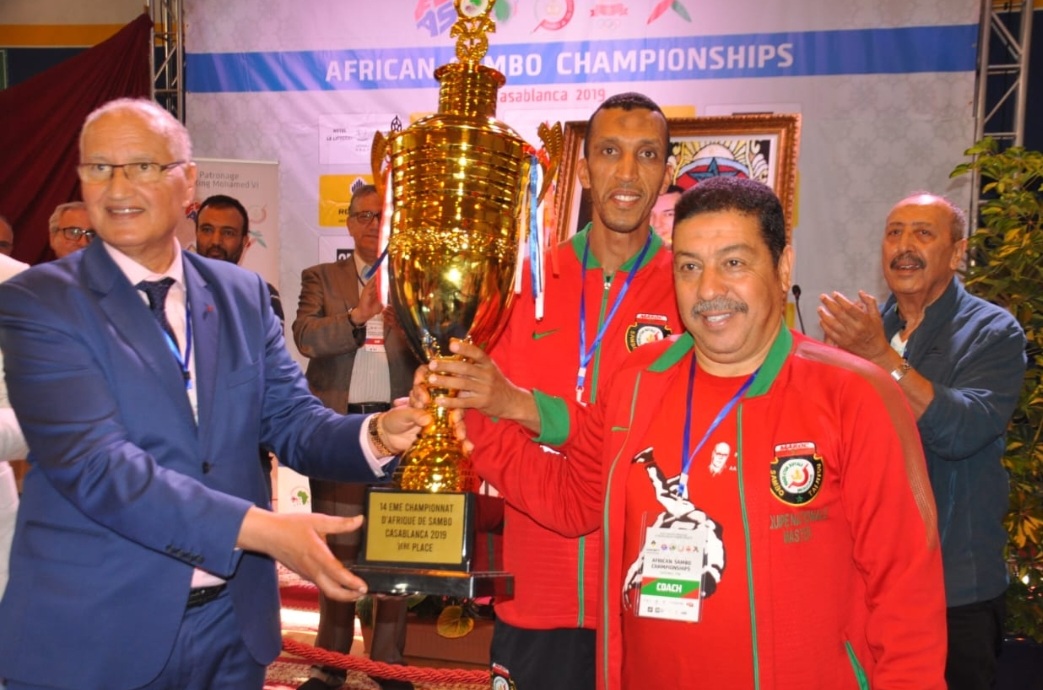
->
xmin=364 ymin=313 xmax=386 ymax=353
xmin=636 ymin=526 xmax=705 ymax=622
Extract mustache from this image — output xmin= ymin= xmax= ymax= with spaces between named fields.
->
xmin=205 ymin=247 xmax=229 ymax=260
xmin=890 ymin=251 xmax=925 ymax=270
xmin=691 ymin=297 xmax=749 ymax=315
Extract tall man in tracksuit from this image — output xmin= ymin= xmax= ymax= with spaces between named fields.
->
xmin=424 ymin=177 xmax=947 ymax=689
xmin=455 ymin=92 xmax=682 ymax=690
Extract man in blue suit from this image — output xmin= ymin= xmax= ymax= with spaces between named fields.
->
xmin=0 ymin=98 xmax=430 ymax=690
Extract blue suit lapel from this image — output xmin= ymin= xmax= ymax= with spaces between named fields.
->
xmin=184 ymin=257 xmax=218 ymax=443
xmin=82 ymin=242 xmax=195 ymax=422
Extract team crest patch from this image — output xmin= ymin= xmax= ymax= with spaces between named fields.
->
xmin=491 ymin=663 xmax=517 ymax=690
xmin=625 ymin=313 xmax=672 ymax=351
xmin=770 ymin=442 xmax=824 ymax=506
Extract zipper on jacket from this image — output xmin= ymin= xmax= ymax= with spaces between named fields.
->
xmin=576 ymin=536 xmax=587 ymax=626
xmin=600 ymin=371 xmax=644 ymax=690
xmin=577 ymin=271 xmax=616 ymax=626
xmin=844 ymin=641 xmax=870 ymax=690
xmin=587 ymin=271 xmax=614 ymax=404
xmin=736 ymin=408 xmax=762 ymax=689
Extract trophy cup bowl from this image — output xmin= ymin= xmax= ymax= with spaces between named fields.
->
xmin=388 ymin=105 xmax=528 ymax=495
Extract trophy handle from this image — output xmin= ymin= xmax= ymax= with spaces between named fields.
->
xmin=371 ymin=130 xmax=390 ymax=199
xmin=535 ymin=121 xmax=564 ymax=205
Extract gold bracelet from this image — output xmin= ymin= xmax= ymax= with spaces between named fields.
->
xmin=367 ymin=413 xmax=395 ymax=457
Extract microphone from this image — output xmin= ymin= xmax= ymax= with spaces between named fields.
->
xmin=791 ymin=285 xmax=806 ymax=334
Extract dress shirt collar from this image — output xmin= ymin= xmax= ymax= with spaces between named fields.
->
xmin=352 ymin=251 xmax=371 ymax=285
xmin=103 ymin=237 xmax=186 ymax=288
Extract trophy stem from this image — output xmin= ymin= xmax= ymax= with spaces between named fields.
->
xmin=394 ymin=390 xmax=475 ymax=493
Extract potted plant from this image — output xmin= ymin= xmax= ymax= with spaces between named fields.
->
xmin=952 ymin=139 xmax=1043 ymax=641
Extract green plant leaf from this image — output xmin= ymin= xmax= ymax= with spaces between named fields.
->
xmin=954 ymin=138 xmax=1043 ymax=641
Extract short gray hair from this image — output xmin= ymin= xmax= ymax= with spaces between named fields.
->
xmin=349 ymin=184 xmax=379 ymax=214
xmin=80 ymin=98 xmax=193 ymax=162
xmin=48 ymin=201 xmax=87 ymax=236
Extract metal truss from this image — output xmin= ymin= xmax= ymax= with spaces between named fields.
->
xmin=975 ymin=0 xmax=1033 ymax=147
xmin=149 ymin=0 xmax=185 ymax=123
xmin=971 ymin=0 xmax=1033 ymax=221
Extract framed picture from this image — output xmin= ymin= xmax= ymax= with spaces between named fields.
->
xmin=553 ymin=114 xmax=801 ymax=243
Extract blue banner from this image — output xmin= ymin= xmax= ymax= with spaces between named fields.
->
xmin=188 ymin=24 xmax=977 ymax=94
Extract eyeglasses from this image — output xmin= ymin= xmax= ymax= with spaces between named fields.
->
xmin=77 ymin=161 xmax=186 ymax=184
xmin=59 ymin=227 xmax=97 ymax=241
xmin=349 ymin=210 xmax=381 ymax=224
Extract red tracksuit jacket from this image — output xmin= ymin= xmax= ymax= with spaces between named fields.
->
xmin=478 ymin=328 xmax=947 ymax=690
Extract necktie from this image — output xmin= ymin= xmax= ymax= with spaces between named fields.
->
xmin=137 ymin=278 xmax=178 ymax=345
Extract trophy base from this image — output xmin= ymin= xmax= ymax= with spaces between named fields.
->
xmin=353 ymin=565 xmax=514 ymax=599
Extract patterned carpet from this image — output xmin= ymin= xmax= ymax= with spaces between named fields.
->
xmin=265 ymin=657 xmax=378 ymax=690
xmin=267 ymin=567 xmax=487 ymax=690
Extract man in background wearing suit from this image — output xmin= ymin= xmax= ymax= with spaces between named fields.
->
xmin=293 ymin=184 xmax=420 ymax=690
xmin=0 ymin=98 xmax=431 ymax=690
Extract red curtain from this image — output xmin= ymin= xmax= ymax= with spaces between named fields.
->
xmin=0 ymin=13 xmax=152 ymax=265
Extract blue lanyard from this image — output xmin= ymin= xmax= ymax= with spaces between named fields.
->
xmin=527 ymin=160 xmax=542 ymax=301
xmin=162 ymin=304 xmax=192 ymax=391
xmin=676 ymin=354 xmax=758 ymax=499
xmin=363 ymin=249 xmax=386 ymax=281
xmin=576 ymin=231 xmax=653 ymax=402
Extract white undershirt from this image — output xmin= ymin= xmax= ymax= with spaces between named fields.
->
xmin=348 ymin=253 xmax=391 ymax=405
xmin=890 ymin=331 xmax=908 ymax=358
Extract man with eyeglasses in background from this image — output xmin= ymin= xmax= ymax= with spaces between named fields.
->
xmin=292 ymin=183 xmax=419 ymax=690
xmin=47 ymin=201 xmax=95 ymax=259
xmin=0 ymin=98 xmax=433 ymax=690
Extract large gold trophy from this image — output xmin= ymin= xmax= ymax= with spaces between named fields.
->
xmin=354 ymin=0 xmax=561 ymax=597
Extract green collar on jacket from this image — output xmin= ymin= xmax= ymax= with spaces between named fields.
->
xmin=646 ymin=324 xmax=793 ymax=398
xmin=568 ymin=222 xmax=664 ymax=271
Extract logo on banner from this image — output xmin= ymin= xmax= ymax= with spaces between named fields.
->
xmin=533 ymin=0 xmax=574 ymax=32
xmin=591 ymin=2 xmax=628 ymax=17
xmin=415 ymin=0 xmax=456 ymax=37
xmin=770 ymin=442 xmax=824 ymax=506
xmin=415 ymin=0 xmax=515 ymax=37
xmin=590 ymin=1 xmax=628 ymax=30
xmin=647 ymin=0 xmax=692 ymax=24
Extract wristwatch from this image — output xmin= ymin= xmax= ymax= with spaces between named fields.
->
xmin=347 ymin=308 xmax=362 ymax=329
xmin=367 ymin=413 xmax=395 ymax=457
xmin=890 ymin=360 xmax=911 ymax=382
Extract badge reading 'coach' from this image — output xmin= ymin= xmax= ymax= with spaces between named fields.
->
xmin=625 ymin=313 xmax=672 ymax=351
xmin=770 ymin=442 xmax=824 ymax=506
